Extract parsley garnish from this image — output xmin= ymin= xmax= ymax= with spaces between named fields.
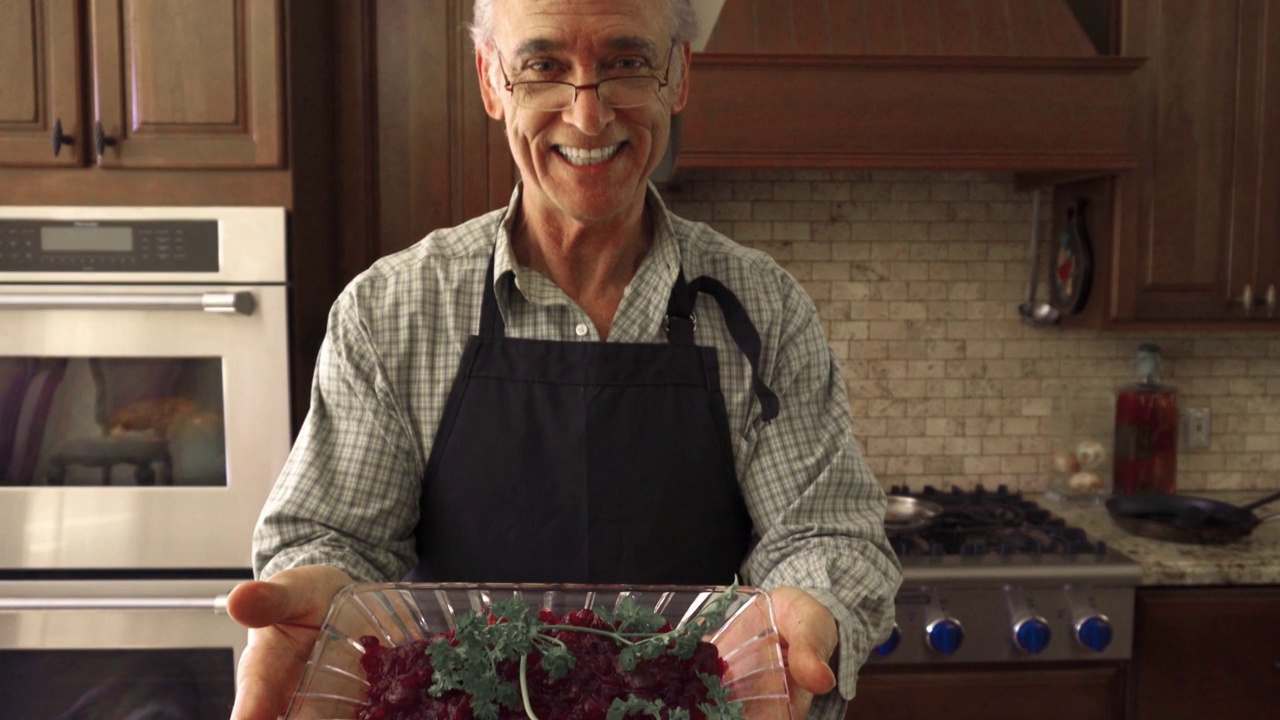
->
xmin=421 ymin=582 xmax=746 ymax=720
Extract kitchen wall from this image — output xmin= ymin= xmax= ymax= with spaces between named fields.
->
xmin=662 ymin=169 xmax=1280 ymax=493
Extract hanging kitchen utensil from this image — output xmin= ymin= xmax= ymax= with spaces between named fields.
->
xmin=1018 ymin=189 xmax=1061 ymax=326
xmin=884 ymin=495 xmax=944 ymax=535
xmin=1048 ymin=198 xmax=1094 ymax=316
xmin=1105 ymin=489 xmax=1280 ymax=544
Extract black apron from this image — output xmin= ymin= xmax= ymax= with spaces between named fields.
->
xmin=408 ymin=252 xmax=778 ymax=585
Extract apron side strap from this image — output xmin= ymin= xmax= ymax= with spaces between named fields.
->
xmin=688 ymin=276 xmax=780 ymax=423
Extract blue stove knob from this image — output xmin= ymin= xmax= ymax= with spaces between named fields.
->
xmin=1013 ymin=617 xmax=1052 ymax=654
xmin=872 ymin=624 xmax=901 ymax=657
xmin=1075 ymin=615 xmax=1113 ymax=653
xmin=925 ymin=618 xmax=964 ymax=655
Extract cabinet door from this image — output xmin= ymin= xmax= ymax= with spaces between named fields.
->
xmin=0 ymin=0 xmax=82 ymax=168
xmin=1112 ymin=0 xmax=1244 ymax=322
xmin=88 ymin=0 xmax=284 ymax=168
xmin=846 ymin=664 xmax=1126 ymax=720
xmin=1252 ymin=0 xmax=1280 ymax=320
xmin=1132 ymin=588 xmax=1280 ymax=720
xmin=1226 ymin=0 xmax=1280 ymax=322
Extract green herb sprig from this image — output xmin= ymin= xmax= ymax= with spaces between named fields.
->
xmin=423 ymin=581 xmax=746 ymax=720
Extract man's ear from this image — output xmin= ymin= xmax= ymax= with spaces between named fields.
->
xmin=477 ymin=48 xmax=505 ymax=121
xmin=670 ymin=42 xmax=692 ymax=114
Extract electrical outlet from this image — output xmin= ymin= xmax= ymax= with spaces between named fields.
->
xmin=1184 ymin=407 xmax=1211 ymax=450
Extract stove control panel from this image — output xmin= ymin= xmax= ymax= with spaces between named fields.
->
xmin=870 ymin=582 xmax=1135 ymax=664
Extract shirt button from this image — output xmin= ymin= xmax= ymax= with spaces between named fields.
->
xmin=574 ymin=323 xmax=588 ymax=337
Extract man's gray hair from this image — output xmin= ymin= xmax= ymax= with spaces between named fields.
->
xmin=469 ymin=0 xmax=700 ymax=49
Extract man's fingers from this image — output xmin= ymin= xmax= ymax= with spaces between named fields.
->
xmin=227 ymin=565 xmax=354 ymax=628
xmin=788 ymin=685 xmax=815 ymax=720
xmin=225 ymin=579 xmax=290 ymax=628
xmin=786 ymin=643 xmax=837 ymax=695
xmin=225 ymin=566 xmax=355 ymax=720
xmin=230 ymin=631 xmax=309 ymax=720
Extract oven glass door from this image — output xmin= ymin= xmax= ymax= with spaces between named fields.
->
xmin=0 ymin=580 xmax=244 ymax=719
xmin=0 ymin=285 xmax=291 ymax=569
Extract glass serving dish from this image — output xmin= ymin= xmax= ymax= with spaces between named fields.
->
xmin=284 ymin=583 xmax=791 ymax=720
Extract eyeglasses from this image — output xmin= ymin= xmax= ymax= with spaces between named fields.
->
xmin=497 ymin=44 xmax=676 ymax=112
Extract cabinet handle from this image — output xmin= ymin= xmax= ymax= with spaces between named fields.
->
xmin=1267 ymin=284 xmax=1276 ymax=317
xmin=94 ymin=121 xmax=118 ymax=157
xmin=51 ymin=118 xmax=74 ymax=157
xmin=1240 ymin=284 xmax=1254 ymax=316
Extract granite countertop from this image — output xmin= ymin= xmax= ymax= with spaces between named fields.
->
xmin=1037 ymin=491 xmax=1280 ymax=586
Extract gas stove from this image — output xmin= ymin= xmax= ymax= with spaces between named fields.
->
xmin=871 ymin=484 xmax=1141 ymax=665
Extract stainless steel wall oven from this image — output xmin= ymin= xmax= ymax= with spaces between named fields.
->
xmin=0 ymin=206 xmax=291 ymax=717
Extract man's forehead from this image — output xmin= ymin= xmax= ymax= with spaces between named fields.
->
xmin=508 ymin=35 xmax=661 ymax=60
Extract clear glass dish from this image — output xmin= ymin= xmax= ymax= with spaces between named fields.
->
xmin=284 ymin=583 xmax=791 ymax=720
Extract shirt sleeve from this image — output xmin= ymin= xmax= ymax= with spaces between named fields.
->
xmin=737 ymin=265 xmax=903 ymax=703
xmin=252 ymin=286 xmax=425 ymax=582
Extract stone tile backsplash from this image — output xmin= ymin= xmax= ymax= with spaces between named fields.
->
xmin=662 ymin=169 xmax=1280 ymax=493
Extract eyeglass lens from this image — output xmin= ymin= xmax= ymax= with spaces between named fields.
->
xmin=514 ymin=77 xmax=660 ymax=111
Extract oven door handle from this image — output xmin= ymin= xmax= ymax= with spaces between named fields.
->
xmin=0 ymin=290 xmax=256 ymax=315
xmin=0 ymin=595 xmax=231 ymax=614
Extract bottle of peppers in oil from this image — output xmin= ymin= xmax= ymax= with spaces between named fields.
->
xmin=1112 ymin=343 xmax=1179 ymax=495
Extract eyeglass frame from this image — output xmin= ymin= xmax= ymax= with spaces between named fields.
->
xmin=495 ymin=42 xmax=679 ymax=112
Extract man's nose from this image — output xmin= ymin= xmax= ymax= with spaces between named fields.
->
xmin=562 ymin=86 xmax=614 ymax=135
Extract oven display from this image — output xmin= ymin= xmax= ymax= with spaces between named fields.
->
xmin=0 ymin=219 xmax=219 ymax=272
xmin=41 ymin=226 xmax=134 ymax=253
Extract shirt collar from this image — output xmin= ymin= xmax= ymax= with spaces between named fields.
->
xmin=490 ymin=182 xmax=682 ymax=320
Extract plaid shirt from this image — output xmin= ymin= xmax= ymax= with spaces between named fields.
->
xmin=254 ymin=184 xmax=902 ymax=707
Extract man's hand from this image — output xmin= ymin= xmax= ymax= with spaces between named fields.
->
xmin=226 ymin=565 xmax=354 ymax=720
xmin=768 ymin=586 xmax=839 ymax=719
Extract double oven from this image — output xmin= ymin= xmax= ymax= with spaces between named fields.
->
xmin=0 ymin=207 xmax=292 ymax=718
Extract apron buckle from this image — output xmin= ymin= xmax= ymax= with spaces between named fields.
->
xmin=662 ymin=311 xmax=696 ymax=335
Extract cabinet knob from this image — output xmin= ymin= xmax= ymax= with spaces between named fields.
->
xmin=1267 ymin=285 xmax=1276 ymax=317
xmin=51 ymin=118 xmax=74 ymax=157
xmin=1240 ymin=284 xmax=1254 ymax=316
xmin=94 ymin=121 xmax=118 ymax=158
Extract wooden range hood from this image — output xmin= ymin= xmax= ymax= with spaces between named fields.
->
xmin=674 ymin=0 xmax=1143 ymax=173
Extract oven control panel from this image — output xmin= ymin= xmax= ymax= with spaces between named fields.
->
xmin=0 ymin=219 xmax=219 ymax=273
xmin=870 ymin=582 xmax=1135 ymax=664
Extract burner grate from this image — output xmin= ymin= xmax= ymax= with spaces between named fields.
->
xmin=887 ymin=484 xmax=1106 ymax=558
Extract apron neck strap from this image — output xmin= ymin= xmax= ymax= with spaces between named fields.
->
xmin=479 ymin=251 xmax=506 ymax=338
xmin=666 ymin=272 xmax=780 ymax=422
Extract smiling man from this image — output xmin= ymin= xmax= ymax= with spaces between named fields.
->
xmin=227 ymin=2 xmax=901 ymax=719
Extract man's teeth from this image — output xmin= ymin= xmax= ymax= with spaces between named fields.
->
xmin=557 ymin=144 xmax=622 ymax=166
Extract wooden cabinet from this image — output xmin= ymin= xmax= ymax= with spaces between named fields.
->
xmin=678 ymin=0 xmax=1142 ymax=173
xmin=0 ymin=0 xmax=283 ymax=170
xmin=0 ymin=0 xmax=82 ymax=167
xmin=344 ymin=0 xmax=514 ymax=268
xmin=845 ymin=663 xmax=1127 ymax=720
xmin=1130 ymin=587 xmax=1280 ymax=720
xmin=1108 ymin=0 xmax=1280 ymax=325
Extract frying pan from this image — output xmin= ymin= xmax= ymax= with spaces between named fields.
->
xmin=1105 ymin=489 xmax=1280 ymax=544
xmin=884 ymin=496 xmax=944 ymax=536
